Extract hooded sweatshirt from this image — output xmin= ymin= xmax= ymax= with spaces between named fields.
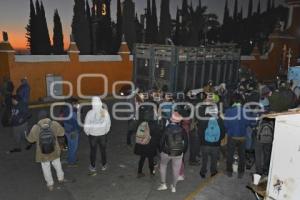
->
xmin=84 ymin=97 xmax=111 ymax=136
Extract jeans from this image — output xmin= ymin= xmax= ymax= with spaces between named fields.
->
xmin=12 ymin=122 xmax=28 ymax=149
xmin=255 ymin=141 xmax=272 ymax=175
xmin=41 ymin=158 xmax=64 ymax=186
xmin=226 ymin=136 xmax=246 ymax=174
xmin=159 ymin=152 xmax=183 ymax=187
xmin=138 ymin=155 xmax=154 ymax=174
xmin=88 ymin=135 xmax=107 ymax=168
xmin=65 ymin=131 xmax=79 ymax=165
xmin=200 ymin=146 xmax=219 ymax=175
xmin=189 ymin=130 xmax=200 ymax=162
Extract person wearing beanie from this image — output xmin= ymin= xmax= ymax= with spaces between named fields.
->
xmin=84 ymin=97 xmax=111 ymax=175
xmin=26 ymin=109 xmax=67 ymax=191
xmin=157 ymin=112 xmax=188 ymax=193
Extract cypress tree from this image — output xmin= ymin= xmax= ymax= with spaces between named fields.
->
xmin=40 ymin=2 xmax=52 ymax=54
xmin=122 ymin=0 xmax=136 ymax=51
xmin=173 ymin=7 xmax=181 ymax=45
xmin=247 ymin=0 xmax=253 ymax=18
xmin=159 ymin=0 xmax=171 ymax=44
xmin=114 ymin=0 xmax=122 ymax=52
xmin=34 ymin=0 xmax=42 ymax=53
xmin=233 ymin=0 xmax=238 ymax=21
xmin=71 ymin=0 xmax=91 ymax=54
xmin=257 ymin=0 xmax=261 ymax=14
xmin=145 ymin=0 xmax=152 ymax=43
xmin=271 ymin=0 xmax=275 ymax=9
xmin=26 ymin=0 xmax=37 ymax=54
xmin=223 ymin=0 xmax=230 ymax=25
xmin=53 ymin=9 xmax=64 ymax=54
xmin=267 ymin=0 xmax=271 ymax=12
xmin=86 ymin=0 xmax=93 ymax=52
xmin=151 ymin=0 xmax=158 ymax=43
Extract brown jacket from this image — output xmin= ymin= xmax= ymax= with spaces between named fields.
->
xmin=27 ymin=118 xmax=64 ymax=163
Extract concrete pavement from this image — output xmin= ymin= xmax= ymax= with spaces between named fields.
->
xmin=0 ymin=101 xmax=257 ymax=200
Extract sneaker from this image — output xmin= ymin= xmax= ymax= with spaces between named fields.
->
xmin=211 ymin=171 xmax=218 ymax=177
xmin=150 ymin=170 xmax=156 ymax=176
xmin=137 ymin=173 xmax=146 ymax=178
xmin=7 ymin=148 xmax=21 ymax=154
xmin=47 ymin=185 xmax=54 ymax=191
xmin=177 ymin=175 xmax=185 ymax=181
xmin=170 ymin=184 xmax=176 ymax=193
xmin=200 ymin=172 xmax=206 ymax=178
xmin=88 ymin=166 xmax=97 ymax=176
xmin=157 ymin=183 xmax=168 ymax=191
xmin=101 ymin=165 xmax=107 ymax=171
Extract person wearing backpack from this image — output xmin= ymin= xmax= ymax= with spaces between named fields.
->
xmin=224 ymin=94 xmax=251 ymax=178
xmin=255 ymin=118 xmax=274 ymax=176
xmin=198 ymin=106 xmax=225 ymax=178
xmin=157 ymin=112 xmax=188 ymax=193
xmin=62 ymin=98 xmax=80 ymax=167
xmin=84 ymin=97 xmax=111 ymax=175
xmin=26 ymin=110 xmax=66 ymax=191
xmin=134 ymin=105 xmax=161 ymax=178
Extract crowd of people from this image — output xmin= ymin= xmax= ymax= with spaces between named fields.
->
xmin=1 ymin=74 xmax=300 ymax=194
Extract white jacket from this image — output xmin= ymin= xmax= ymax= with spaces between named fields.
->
xmin=84 ymin=97 xmax=111 ymax=136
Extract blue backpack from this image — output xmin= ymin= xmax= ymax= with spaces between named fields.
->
xmin=204 ymin=117 xmax=221 ymax=143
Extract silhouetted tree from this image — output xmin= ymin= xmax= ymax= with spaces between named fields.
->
xmin=113 ymin=0 xmax=122 ymax=53
xmin=135 ymin=13 xmax=143 ymax=43
xmin=233 ymin=0 xmax=238 ymax=21
xmin=26 ymin=0 xmax=38 ymax=54
xmin=257 ymin=0 xmax=261 ymax=15
xmin=267 ymin=0 xmax=271 ymax=12
xmin=145 ymin=0 xmax=152 ymax=43
xmin=173 ymin=7 xmax=181 ymax=45
xmin=247 ymin=0 xmax=253 ymax=18
xmin=122 ymin=0 xmax=136 ymax=51
xmin=39 ymin=2 xmax=52 ymax=54
xmin=86 ymin=0 xmax=93 ymax=52
xmin=159 ymin=0 xmax=171 ymax=44
xmin=53 ymin=9 xmax=64 ymax=54
xmin=72 ymin=0 xmax=91 ymax=54
xmin=151 ymin=0 xmax=158 ymax=43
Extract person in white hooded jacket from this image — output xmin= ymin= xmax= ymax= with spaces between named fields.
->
xmin=84 ymin=97 xmax=111 ymax=175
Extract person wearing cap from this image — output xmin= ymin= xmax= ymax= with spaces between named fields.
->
xmin=157 ymin=112 xmax=188 ymax=193
xmin=84 ymin=97 xmax=111 ymax=175
xmin=26 ymin=110 xmax=67 ymax=191
xmin=198 ymin=106 xmax=225 ymax=178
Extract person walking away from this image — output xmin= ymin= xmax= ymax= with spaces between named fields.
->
xmin=2 ymin=76 xmax=14 ymax=109
xmin=157 ymin=112 xmax=188 ymax=193
xmin=134 ymin=105 xmax=161 ymax=178
xmin=84 ymin=97 xmax=111 ymax=176
xmin=224 ymin=94 xmax=250 ymax=178
xmin=63 ymin=98 xmax=80 ymax=167
xmin=7 ymin=95 xmax=30 ymax=153
xmin=198 ymin=106 xmax=225 ymax=178
xmin=26 ymin=110 xmax=67 ymax=191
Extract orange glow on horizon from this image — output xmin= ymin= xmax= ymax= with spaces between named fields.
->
xmin=8 ymin=30 xmax=70 ymax=51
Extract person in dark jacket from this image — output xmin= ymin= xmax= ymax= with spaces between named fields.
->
xmin=7 ymin=95 xmax=30 ymax=153
xmin=198 ymin=106 xmax=225 ymax=178
xmin=134 ymin=117 xmax=161 ymax=178
xmin=16 ymin=78 xmax=30 ymax=111
xmin=62 ymin=98 xmax=80 ymax=167
xmin=224 ymin=94 xmax=251 ymax=178
xmin=157 ymin=112 xmax=188 ymax=193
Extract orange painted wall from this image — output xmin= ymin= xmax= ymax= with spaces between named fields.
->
xmin=0 ymin=50 xmax=132 ymax=102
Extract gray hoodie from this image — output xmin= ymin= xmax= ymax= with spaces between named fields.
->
xmin=84 ymin=97 xmax=111 ymax=136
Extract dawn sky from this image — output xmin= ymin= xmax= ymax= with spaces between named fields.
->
xmin=0 ymin=0 xmax=285 ymax=49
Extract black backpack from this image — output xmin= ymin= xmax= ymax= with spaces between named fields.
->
xmin=39 ymin=121 xmax=56 ymax=154
xmin=256 ymin=120 xmax=274 ymax=144
xmin=165 ymin=124 xmax=184 ymax=156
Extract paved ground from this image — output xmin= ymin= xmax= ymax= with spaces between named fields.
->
xmin=0 ymin=100 xmax=257 ymax=200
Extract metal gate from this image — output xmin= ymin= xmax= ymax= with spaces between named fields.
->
xmin=133 ymin=44 xmax=241 ymax=92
